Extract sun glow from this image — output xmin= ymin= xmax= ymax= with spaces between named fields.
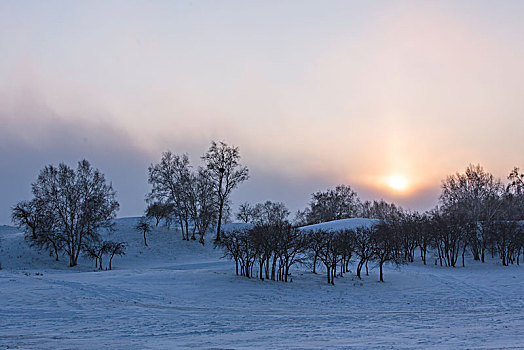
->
xmin=387 ymin=175 xmax=409 ymax=192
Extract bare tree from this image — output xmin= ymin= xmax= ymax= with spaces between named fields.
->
xmin=440 ymin=164 xmax=504 ymax=262
xmin=216 ymin=229 xmax=244 ymax=276
xmin=147 ymin=152 xmax=193 ymax=240
xmin=276 ymin=225 xmax=306 ymax=282
xmin=14 ymin=160 xmax=119 ymax=267
xmin=12 ymin=200 xmax=62 ymax=261
xmin=306 ymin=185 xmax=360 ymax=224
xmin=252 ymin=201 xmax=290 ymax=226
xmin=359 ymin=199 xmax=404 ymax=221
xmin=370 ymin=221 xmax=404 ymax=282
xmin=106 ymin=241 xmax=126 ymax=270
xmin=84 ymin=241 xmax=107 ymax=270
xmin=508 ymin=167 xmax=524 ymax=195
xmin=202 ymin=141 xmax=249 ymax=241
xmin=11 ymin=201 xmax=40 ymax=240
xmin=135 ymin=217 xmax=152 ymax=246
xmin=304 ymin=229 xmax=325 ymax=274
xmin=353 ymin=226 xmax=374 ymax=279
xmin=236 ymin=202 xmax=257 ymax=223
xmin=145 ymin=202 xmax=173 ymax=226
xmin=189 ymin=169 xmax=217 ymax=244
xmin=84 ymin=240 xmax=126 ymax=270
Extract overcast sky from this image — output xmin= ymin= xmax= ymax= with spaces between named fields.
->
xmin=1 ymin=1 xmax=523 ymax=224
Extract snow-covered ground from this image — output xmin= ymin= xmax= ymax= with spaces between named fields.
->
xmin=299 ymin=218 xmax=380 ymax=232
xmin=1 ymin=218 xmax=523 ymax=349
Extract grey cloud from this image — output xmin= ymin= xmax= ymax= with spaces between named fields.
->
xmin=0 ymin=103 xmax=152 ymax=224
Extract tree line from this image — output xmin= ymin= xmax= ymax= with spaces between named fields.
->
xmin=216 ymin=164 xmax=523 ymax=284
xmin=10 ymin=141 xmax=249 ymax=269
xmin=298 ymin=165 xmax=524 ymax=269
xmin=8 ymin=138 xmax=523 ymax=279
xmin=217 ymin=199 xmax=404 ymax=284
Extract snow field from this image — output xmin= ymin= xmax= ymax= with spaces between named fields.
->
xmin=1 ymin=218 xmax=523 ymax=349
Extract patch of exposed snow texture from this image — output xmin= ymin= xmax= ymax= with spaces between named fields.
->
xmin=221 ymin=222 xmax=254 ymax=233
xmin=1 ymin=218 xmax=523 ymax=349
xmin=299 ymin=218 xmax=380 ymax=232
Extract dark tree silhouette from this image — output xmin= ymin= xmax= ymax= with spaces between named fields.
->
xmin=135 ymin=217 xmax=152 ymax=246
xmin=202 ymin=141 xmax=249 ymax=241
xmin=106 ymin=241 xmax=126 ymax=270
xmin=13 ymin=160 xmax=119 ymax=267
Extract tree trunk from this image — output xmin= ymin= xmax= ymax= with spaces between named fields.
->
xmin=265 ymin=256 xmax=270 ymax=279
xmin=379 ymin=261 xmax=384 ymax=282
xmin=179 ymin=220 xmax=185 ymax=240
xmin=356 ymin=260 xmax=362 ymax=279
xmin=473 ymin=245 xmax=480 ymax=261
xmin=143 ymin=231 xmax=148 ymax=246
xmin=216 ymin=199 xmax=224 ymax=242
xmin=53 ymin=242 xmax=59 ymax=261
xmin=271 ymin=255 xmax=277 ymax=280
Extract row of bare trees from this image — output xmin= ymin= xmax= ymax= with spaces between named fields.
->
xmin=217 ymin=199 xmax=406 ymax=283
xmin=216 ymin=165 xmax=523 ymax=285
xmin=297 ymin=165 xmax=524 ymax=269
xmin=428 ymin=165 xmax=524 ymax=267
xmin=294 ymin=185 xmax=404 ymax=226
xmin=216 ymin=222 xmax=406 ymax=284
xmin=217 ymin=224 xmax=304 ymax=282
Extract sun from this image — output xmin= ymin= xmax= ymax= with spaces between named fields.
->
xmin=387 ymin=175 xmax=408 ymax=192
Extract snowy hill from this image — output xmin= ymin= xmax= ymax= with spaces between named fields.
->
xmin=0 ymin=217 xmax=221 ymax=271
xmin=1 ymin=218 xmax=524 ymax=349
xmin=299 ymin=218 xmax=380 ymax=233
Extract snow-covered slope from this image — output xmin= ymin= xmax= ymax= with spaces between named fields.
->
xmin=0 ymin=217 xmax=220 ymax=271
xmin=1 ymin=218 xmax=524 ymax=349
xmin=221 ymin=222 xmax=254 ymax=233
xmin=299 ymin=218 xmax=380 ymax=232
